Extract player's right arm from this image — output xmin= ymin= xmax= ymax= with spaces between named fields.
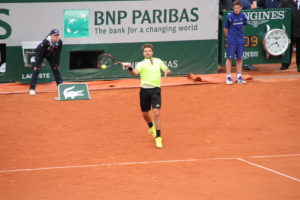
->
xmin=130 ymin=69 xmax=139 ymax=75
xmin=128 ymin=62 xmax=141 ymax=76
xmin=127 ymin=65 xmax=139 ymax=75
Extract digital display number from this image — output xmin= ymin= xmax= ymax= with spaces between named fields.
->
xmin=244 ymin=35 xmax=258 ymax=47
xmin=225 ymin=35 xmax=259 ymax=48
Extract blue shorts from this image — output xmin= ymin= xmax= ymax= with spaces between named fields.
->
xmin=226 ymin=44 xmax=244 ymax=60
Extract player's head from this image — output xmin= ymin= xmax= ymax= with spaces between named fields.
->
xmin=232 ymin=0 xmax=242 ymax=15
xmin=141 ymin=44 xmax=154 ymax=59
xmin=49 ymin=29 xmax=60 ymax=43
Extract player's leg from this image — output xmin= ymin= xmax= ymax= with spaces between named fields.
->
xmin=225 ymin=44 xmax=235 ymax=84
xmin=152 ymin=108 xmax=162 ymax=148
xmin=52 ymin=66 xmax=63 ymax=85
xmin=29 ymin=45 xmax=45 ymax=95
xmin=225 ymin=59 xmax=232 ymax=74
xmin=151 ymin=88 xmax=163 ymax=148
xmin=47 ymin=57 xmax=63 ymax=86
xmin=29 ymin=66 xmax=41 ymax=95
xmin=142 ymin=111 xmax=152 ymax=126
xmin=152 ymin=108 xmax=160 ymax=132
xmin=236 ymin=44 xmax=246 ymax=84
xmin=151 ymin=88 xmax=162 ymax=135
xmin=140 ymin=88 xmax=156 ymax=137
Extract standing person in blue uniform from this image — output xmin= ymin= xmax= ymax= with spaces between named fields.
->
xmin=29 ymin=29 xmax=63 ymax=95
xmin=280 ymin=0 xmax=300 ymax=72
xmin=224 ymin=0 xmax=248 ymax=84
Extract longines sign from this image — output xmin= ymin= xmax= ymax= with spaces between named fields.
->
xmin=245 ymin=10 xmax=286 ymax=28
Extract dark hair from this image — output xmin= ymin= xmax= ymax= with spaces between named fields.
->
xmin=141 ymin=43 xmax=154 ymax=51
xmin=232 ymin=0 xmax=242 ymax=7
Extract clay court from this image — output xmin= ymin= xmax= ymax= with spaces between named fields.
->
xmin=0 ymin=61 xmax=300 ymax=199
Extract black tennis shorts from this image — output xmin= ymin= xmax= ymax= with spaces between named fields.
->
xmin=140 ymin=87 xmax=161 ymax=112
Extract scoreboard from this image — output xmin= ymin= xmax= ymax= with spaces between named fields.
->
xmin=218 ymin=8 xmax=291 ymax=66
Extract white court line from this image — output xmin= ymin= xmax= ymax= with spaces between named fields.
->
xmin=0 ymin=157 xmax=235 ymax=173
xmin=249 ymin=153 xmax=300 ymax=159
xmin=0 ymin=154 xmax=299 ymax=174
xmin=0 ymin=159 xmax=200 ymax=173
xmin=236 ymin=158 xmax=300 ymax=183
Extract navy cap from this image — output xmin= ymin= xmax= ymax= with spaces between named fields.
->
xmin=50 ymin=29 xmax=59 ymax=35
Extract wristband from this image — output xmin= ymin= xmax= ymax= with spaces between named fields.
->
xmin=128 ymin=66 xmax=133 ymax=71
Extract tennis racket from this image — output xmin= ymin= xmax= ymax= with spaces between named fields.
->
xmin=97 ymin=54 xmax=131 ymax=69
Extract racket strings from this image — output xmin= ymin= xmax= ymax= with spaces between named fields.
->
xmin=98 ymin=55 xmax=115 ymax=67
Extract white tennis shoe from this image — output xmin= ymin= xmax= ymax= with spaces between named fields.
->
xmin=29 ymin=89 xmax=36 ymax=95
xmin=226 ymin=77 xmax=233 ymax=85
xmin=237 ymin=77 xmax=247 ymax=84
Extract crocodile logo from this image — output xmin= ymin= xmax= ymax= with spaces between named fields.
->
xmin=63 ymin=86 xmax=84 ymax=99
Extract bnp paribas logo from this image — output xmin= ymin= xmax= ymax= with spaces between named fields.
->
xmin=64 ymin=9 xmax=90 ymax=38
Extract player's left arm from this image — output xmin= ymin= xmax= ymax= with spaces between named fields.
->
xmin=160 ymin=59 xmax=171 ymax=76
xmin=164 ymin=68 xmax=171 ymax=76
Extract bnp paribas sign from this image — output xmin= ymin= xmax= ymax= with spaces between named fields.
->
xmin=244 ymin=9 xmax=286 ymax=28
xmin=61 ymin=2 xmax=215 ymax=43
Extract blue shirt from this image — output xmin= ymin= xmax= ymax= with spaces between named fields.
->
xmin=224 ymin=12 xmax=248 ymax=45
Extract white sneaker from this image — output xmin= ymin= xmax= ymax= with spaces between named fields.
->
xmin=236 ymin=77 xmax=247 ymax=84
xmin=29 ymin=89 xmax=36 ymax=95
xmin=226 ymin=76 xmax=233 ymax=85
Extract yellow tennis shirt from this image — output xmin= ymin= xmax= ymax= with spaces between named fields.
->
xmin=135 ymin=57 xmax=168 ymax=88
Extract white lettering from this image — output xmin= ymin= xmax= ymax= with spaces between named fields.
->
xmin=245 ymin=10 xmax=285 ymax=21
xmin=21 ymin=73 xmax=50 ymax=80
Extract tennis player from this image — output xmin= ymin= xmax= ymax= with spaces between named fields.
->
xmin=29 ymin=29 xmax=63 ymax=95
xmin=127 ymin=44 xmax=171 ymax=148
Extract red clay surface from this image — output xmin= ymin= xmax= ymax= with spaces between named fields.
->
xmin=0 ymin=74 xmax=254 ymax=95
xmin=0 ymin=58 xmax=300 ymax=199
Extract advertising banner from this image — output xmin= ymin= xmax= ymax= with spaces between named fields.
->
xmin=0 ymin=0 xmax=219 ymax=83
